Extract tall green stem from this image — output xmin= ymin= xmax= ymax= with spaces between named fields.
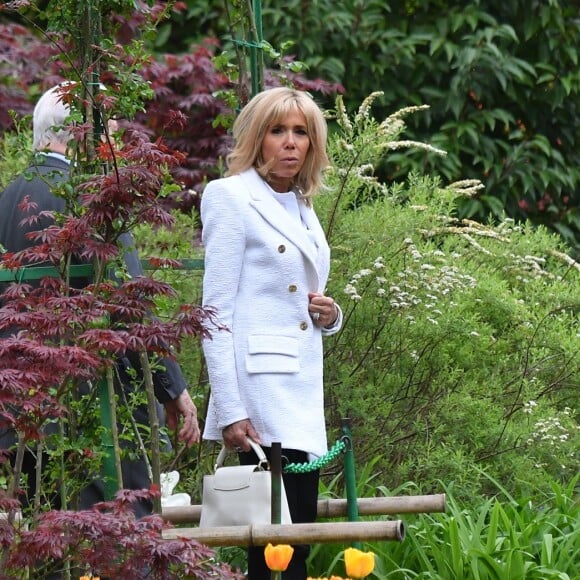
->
xmin=99 ymin=368 xmax=124 ymax=499
xmin=139 ymin=352 xmax=162 ymax=514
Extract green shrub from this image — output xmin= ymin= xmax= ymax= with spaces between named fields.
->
xmin=0 ymin=118 xmax=31 ymax=190
xmin=374 ymin=475 xmax=580 ymax=579
xmin=129 ymin=92 xmax=579 ymax=506
xmin=316 ymin=93 xmax=579 ymax=500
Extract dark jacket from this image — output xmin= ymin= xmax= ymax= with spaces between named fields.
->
xmin=0 ymin=154 xmax=186 ymax=447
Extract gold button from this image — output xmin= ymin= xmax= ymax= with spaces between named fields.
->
xmin=300 ymin=321 xmax=308 ymax=330
xmin=288 ymin=284 xmax=297 ymax=292
xmin=278 ymin=244 xmax=286 ymax=253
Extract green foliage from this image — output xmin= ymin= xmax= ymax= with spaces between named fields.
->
xmin=379 ymin=475 xmax=579 ymax=579
xmin=128 ymin=91 xmax=579 ymax=511
xmin=309 ymin=475 xmax=579 ymax=579
xmin=162 ymin=0 xmax=580 ymax=253
xmin=317 ymin=92 xmax=579 ymax=500
xmin=133 ymin=212 xmax=207 ymax=412
xmin=0 ymin=115 xmax=32 ymax=190
xmin=128 ymin=92 xmax=578 ymax=546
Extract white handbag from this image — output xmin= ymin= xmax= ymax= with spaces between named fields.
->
xmin=199 ymin=438 xmax=292 ymax=528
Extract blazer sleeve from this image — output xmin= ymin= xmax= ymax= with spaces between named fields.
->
xmin=321 ymin=302 xmax=343 ymax=336
xmin=201 ymin=179 xmax=249 ymax=430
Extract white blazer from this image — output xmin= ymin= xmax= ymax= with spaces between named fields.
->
xmin=201 ymin=168 xmax=342 ymax=457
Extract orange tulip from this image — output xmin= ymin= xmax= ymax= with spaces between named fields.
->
xmin=344 ymin=547 xmax=375 ymax=578
xmin=264 ymin=543 xmax=294 ymax=572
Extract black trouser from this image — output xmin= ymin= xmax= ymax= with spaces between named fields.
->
xmin=239 ymin=447 xmax=320 ymax=580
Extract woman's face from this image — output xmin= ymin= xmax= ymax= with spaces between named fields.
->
xmin=260 ymin=110 xmax=310 ymax=192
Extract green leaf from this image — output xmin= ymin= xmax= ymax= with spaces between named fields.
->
xmin=486 ymin=501 xmax=501 ymax=553
xmin=154 ymin=23 xmax=172 ymax=47
xmin=449 ymin=517 xmax=464 ymax=576
xmin=495 ymin=70 xmax=507 ymax=91
xmin=482 ymin=195 xmax=506 ymax=218
xmin=537 ymin=73 xmax=556 ymax=84
xmin=541 ymin=534 xmax=554 ymax=567
xmin=532 ymin=135 xmax=553 ymax=156
xmin=565 ymin=44 xmax=579 ymax=66
xmin=560 ymin=75 xmax=573 ymax=95
xmin=429 ymin=36 xmax=446 ymax=56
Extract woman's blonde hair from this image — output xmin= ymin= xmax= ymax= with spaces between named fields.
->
xmin=226 ymin=87 xmax=330 ymax=199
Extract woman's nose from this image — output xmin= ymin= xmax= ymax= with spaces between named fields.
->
xmin=284 ymin=131 xmax=296 ymax=147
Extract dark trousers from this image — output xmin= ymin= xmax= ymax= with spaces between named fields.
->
xmin=239 ymin=447 xmax=320 ymax=580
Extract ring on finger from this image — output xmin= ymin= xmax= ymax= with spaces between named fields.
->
xmin=312 ymin=311 xmax=320 ymax=322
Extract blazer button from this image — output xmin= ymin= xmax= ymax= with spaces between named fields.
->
xmin=288 ymin=284 xmax=297 ymax=292
xmin=278 ymin=244 xmax=286 ymax=253
xmin=300 ymin=321 xmax=308 ymax=330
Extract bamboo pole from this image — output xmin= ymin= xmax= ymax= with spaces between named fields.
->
xmin=316 ymin=494 xmax=446 ymax=518
xmin=99 ymin=369 xmax=123 ymax=500
xmin=140 ymin=351 xmax=162 ymax=514
xmin=249 ymin=0 xmax=264 ymax=96
xmin=163 ymin=520 xmax=405 ymax=546
xmin=162 ymin=494 xmax=446 ymax=524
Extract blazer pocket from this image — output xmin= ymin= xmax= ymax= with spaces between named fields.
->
xmin=246 ymin=334 xmax=300 ymax=374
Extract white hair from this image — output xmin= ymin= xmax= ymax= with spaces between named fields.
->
xmin=32 ymin=84 xmax=74 ymax=151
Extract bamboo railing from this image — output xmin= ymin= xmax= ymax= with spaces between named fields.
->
xmin=161 ymin=494 xmax=444 ymax=546
xmin=162 ymin=520 xmax=406 ymax=547
xmin=162 ymin=493 xmax=446 ymax=525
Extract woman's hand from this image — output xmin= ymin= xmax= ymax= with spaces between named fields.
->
xmin=222 ymin=419 xmax=262 ymax=451
xmin=308 ymin=292 xmax=339 ymax=328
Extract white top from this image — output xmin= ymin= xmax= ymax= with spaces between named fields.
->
xmin=269 ymin=187 xmax=302 ymax=224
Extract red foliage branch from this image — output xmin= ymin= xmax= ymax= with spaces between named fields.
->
xmin=0 ymin=104 xmax=216 ymax=443
xmin=0 ymin=489 xmax=243 ymax=579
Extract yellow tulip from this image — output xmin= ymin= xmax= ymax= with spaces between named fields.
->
xmin=344 ymin=547 xmax=375 ymax=578
xmin=264 ymin=543 xmax=294 ymax=572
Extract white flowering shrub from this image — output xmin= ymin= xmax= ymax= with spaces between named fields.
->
xmin=317 ymin=93 xmax=579 ymax=497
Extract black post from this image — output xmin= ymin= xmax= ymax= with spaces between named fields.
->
xmin=271 ymin=442 xmax=283 ymax=525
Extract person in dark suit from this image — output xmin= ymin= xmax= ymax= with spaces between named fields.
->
xmin=0 ymin=84 xmax=200 ymax=518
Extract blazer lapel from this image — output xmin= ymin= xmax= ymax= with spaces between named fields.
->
xmin=240 ymin=169 xmax=324 ymax=290
xmin=299 ymin=200 xmax=330 ymax=290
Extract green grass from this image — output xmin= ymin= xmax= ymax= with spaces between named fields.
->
xmin=308 ymin=473 xmax=579 ymax=579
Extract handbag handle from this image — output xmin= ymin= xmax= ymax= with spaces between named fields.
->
xmin=214 ymin=437 xmax=269 ymax=471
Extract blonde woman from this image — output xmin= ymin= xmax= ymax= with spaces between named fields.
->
xmin=201 ymin=87 xmax=342 ymax=579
